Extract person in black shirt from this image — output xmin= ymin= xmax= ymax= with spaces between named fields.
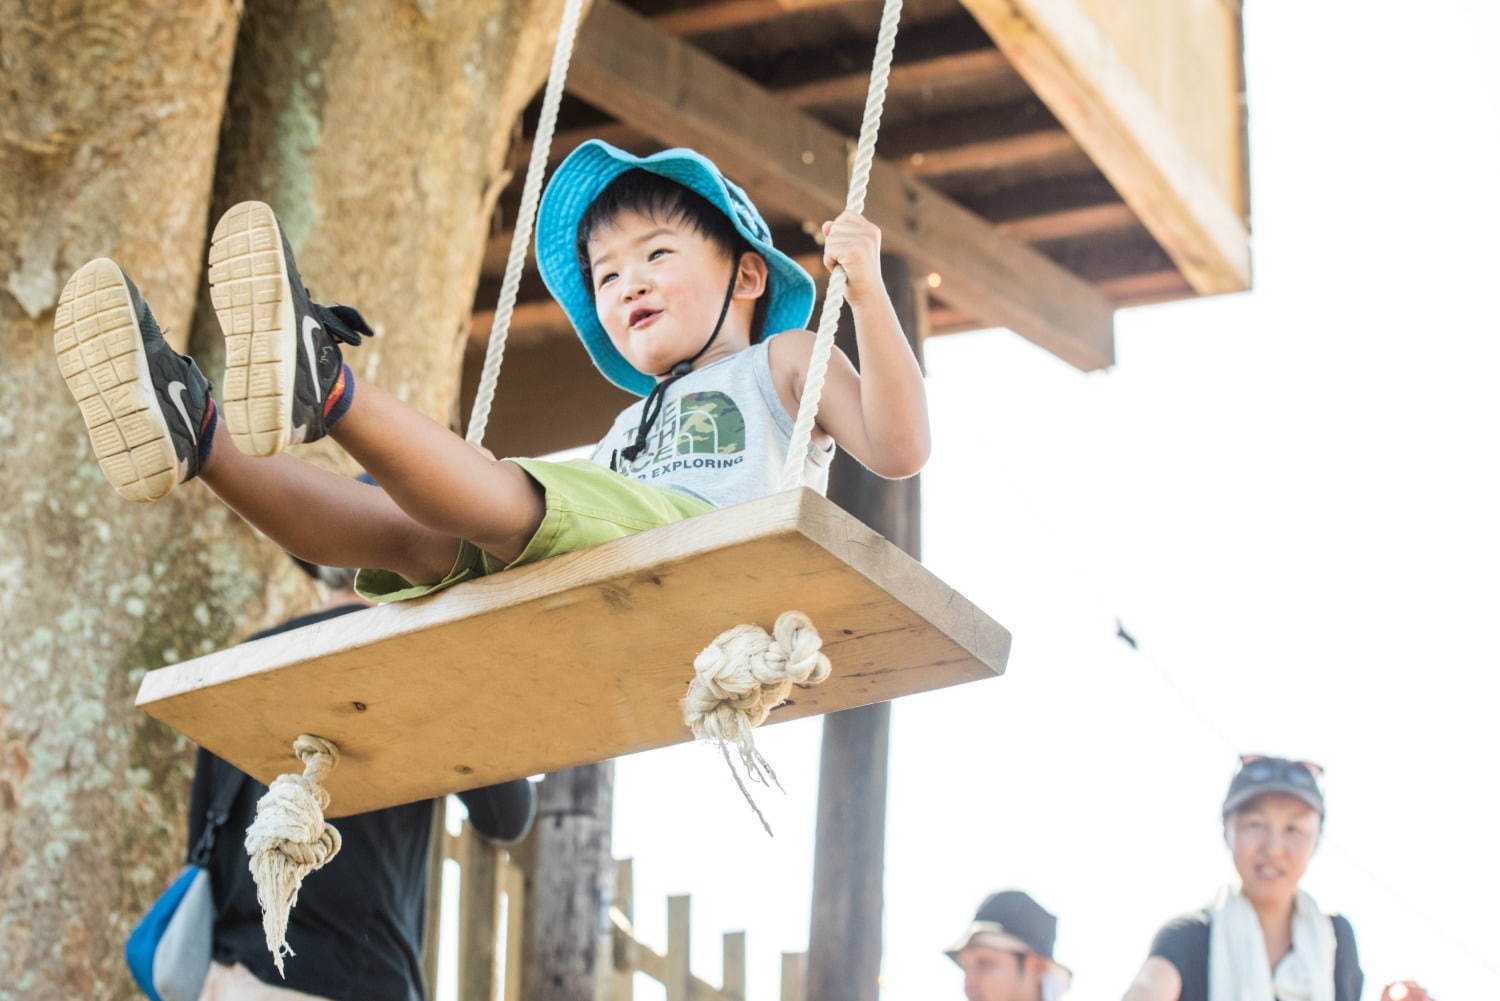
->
xmin=1121 ymin=755 xmax=1433 ymax=1001
xmin=186 ymin=551 xmax=536 ymax=1001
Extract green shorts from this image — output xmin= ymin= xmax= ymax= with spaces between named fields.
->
xmin=354 ymin=458 xmax=715 ymax=603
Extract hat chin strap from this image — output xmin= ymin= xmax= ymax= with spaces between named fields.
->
xmin=613 ymin=259 xmax=741 ymax=471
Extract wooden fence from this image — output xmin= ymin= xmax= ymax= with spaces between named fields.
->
xmin=422 ymin=813 xmax=805 ymax=1001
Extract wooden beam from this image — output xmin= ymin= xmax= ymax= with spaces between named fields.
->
xmin=655 ymin=0 xmax=845 ymax=36
xmin=569 ymin=0 xmax=1114 ymax=370
xmin=958 ymin=0 xmax=1250 ymax=294
xmin=1097 ymin=268 xmax=1192 ymax=306
xmin=778 ymin=48 xmax=1014 ymax=109
xmin=517 ymin=44 xmax=1021 ymax=168
xmin=879 ymin=99 xmax=1088 ymax=180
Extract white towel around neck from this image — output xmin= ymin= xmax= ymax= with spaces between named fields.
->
xmin=1207 ymin=884 xmax=1336 ymax=1001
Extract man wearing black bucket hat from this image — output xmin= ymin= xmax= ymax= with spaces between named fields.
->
xmin=946 ymin=890 xmax=1073 ymax=1001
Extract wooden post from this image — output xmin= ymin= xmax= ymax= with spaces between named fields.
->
xmin=422 ymin=799 xmax=448 ymax=997
xmin=780 ymin=952 xmax=808 ymax=1001
xmin=805 ymin=254 xmax=922 ymax=1001
xmin=722 ymin=931 xmax=747 ymax=1001
xmin=503 ymin=857 xmax=527 ymax=1001
xmin=665 ymin=895 xmax=692 ymax=1001
xmin=611 ymin=859 xmax=636 ymax=1001
xmin=459 ymin=820 xmax=504 ymax=1001
xmin=522 ymin=764 xmax=615 ymax=1001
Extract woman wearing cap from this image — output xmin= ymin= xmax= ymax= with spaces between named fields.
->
xmin=1121 ymin=756 xmax=1435 ymax=1001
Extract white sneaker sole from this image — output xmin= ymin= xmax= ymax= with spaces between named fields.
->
xmin=53 ymin=259 xmax=181 ymax=503
xmin=207 ymin=200 xmax=297 ymax=457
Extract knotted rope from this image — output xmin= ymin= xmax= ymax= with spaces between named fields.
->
xmin=682 ymin=612 xmax=832 ymax=834
xmin=245 ymin=734 xmax=343 ymax=976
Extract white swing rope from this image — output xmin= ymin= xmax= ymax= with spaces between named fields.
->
xmin=246 ymin=0 xmax=588 ymax=967
xmin=466 ymin=0 xmax=587 ymax=445
xmin=681 ymin=0 xmax=904 ymax=834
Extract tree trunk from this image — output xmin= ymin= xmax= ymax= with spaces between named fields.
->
xmin=0 ymin=1 xmax=564 ymax=996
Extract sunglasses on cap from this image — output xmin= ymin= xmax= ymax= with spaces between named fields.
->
xmin=1237 ymin=754 xmax=1323 ymax=788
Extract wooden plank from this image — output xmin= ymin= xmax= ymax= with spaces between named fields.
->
xmin=655 ymin=0 xmax=844 ymax=35
xmin=723 ymin=931 xmax=746 ymax=1001
xmin=666 ymin=895 xmax=691 ymax=1001
xmin=422 ymin=801 xmax=446 ymax=998
xmin=459 ymin=821 xmax=503 ymax=1001
xmin=503 ymin=861 xmax=526 ymax=1001
xmin=958 ymin=0 xmax=1250 ymax=294
xmin=611 ymin=859 xmax=636 ymax=1001
xmin=780 ymin=953 xmax=806 ymax=1001
xmin=136 ymin=489 xmax=1010 ymax=817
xmin=1097 ymin=267 xmax=1191 ymax=306
xmin=568 ymin=0 xmax=1114 ymax=370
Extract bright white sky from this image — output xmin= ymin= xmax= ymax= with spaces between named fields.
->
xmin=444 ymin=1 xmax=1500 ymax=998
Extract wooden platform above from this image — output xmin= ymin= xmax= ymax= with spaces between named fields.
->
xmin=137 ymin=490 xmax=1010 ymax=817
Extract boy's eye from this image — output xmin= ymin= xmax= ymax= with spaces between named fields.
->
xmin=596 ymin=272 xmax=617 ymax=289
xmin=649 ymin=247 xmax=670 ymax=261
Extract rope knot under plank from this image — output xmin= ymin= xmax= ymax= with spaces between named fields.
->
xmin=682 ymin=611 xmax=831 ymax=833
xmin=245 ymin=734 xmax=343 ymax=975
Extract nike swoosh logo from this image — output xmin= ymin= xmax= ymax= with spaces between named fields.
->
xmin=303 ymin=316 xmax=323 ymax=403
xmin=167 ymin=381 xmax=197 ymax=446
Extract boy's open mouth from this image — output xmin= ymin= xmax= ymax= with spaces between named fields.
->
xmin=628 ymin=307 xmax=661 ymax=329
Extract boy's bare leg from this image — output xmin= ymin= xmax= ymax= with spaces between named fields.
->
xmin=200 ymin=423 xmax=462 ymax=585
xmin=328 ymin=382 xmax=546 ymax=566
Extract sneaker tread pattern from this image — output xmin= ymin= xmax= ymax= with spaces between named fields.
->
xmin=208 ymin=201 xmax=293 ymax=456
xmin=53 ymin=259 xmax=176 ymax=502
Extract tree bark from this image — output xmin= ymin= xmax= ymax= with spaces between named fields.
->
xmin=0 ymin=1 xmax=564 ymax=996
xmin=804 ymin=254 xmax=922 ymax=1001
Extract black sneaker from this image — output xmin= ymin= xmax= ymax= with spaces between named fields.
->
xmin=206 ymin=201 xmax=374 ymax=457
xmin=54 ymin=259 xmax=218 ymax=502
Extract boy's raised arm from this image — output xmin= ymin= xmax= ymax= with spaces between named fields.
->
xmin=776 ymin=210 xmax=931 ymax=479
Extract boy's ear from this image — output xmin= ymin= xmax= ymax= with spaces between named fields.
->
xmin=734 ymin=252 xmax=769 ymax=299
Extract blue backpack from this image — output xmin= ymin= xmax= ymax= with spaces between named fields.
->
xmin=125 ymin=771 xmax=246 ymax=1001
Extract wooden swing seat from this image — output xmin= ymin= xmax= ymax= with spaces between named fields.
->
xmin=136 ymin=488 xmax=1010 ymax=817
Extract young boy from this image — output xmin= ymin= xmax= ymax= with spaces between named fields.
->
xmin=54 ymin=141 xmax=930 ymax=597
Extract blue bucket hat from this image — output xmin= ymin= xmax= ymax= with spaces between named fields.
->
xmin=535 ymin=140 xmax=816 ymax=397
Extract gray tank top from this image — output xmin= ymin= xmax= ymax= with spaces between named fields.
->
xmin=589 ymin=340 xmax=833 ymax=508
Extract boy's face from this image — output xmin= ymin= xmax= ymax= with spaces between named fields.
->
xmin=586 ymin=208 xmax=758 ymax=377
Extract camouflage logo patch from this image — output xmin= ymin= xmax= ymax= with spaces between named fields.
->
xmin=674 ymin=391 xmax=746 ymax=456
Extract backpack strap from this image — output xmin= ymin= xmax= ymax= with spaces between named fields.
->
xmin=188 ymin=760 xmax=250 ymax=867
